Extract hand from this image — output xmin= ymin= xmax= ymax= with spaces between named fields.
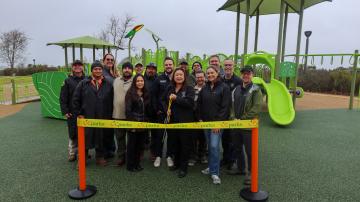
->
xmin=65 ymin=113 xmax=72 ymax=118
xmin=212 ymin=128 xmax=220 ymax=134
xmin=78 ymin=115 xmax=84 ymax=119
xmin=169 ymin=94 xmax=177 ymax=101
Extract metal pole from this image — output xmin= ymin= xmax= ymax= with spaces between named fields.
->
xmin=293 ymin=0 xmax=305 ymax=106
xmin=281 ymin=4 xmax=289 ymax=62
xmin=103 ymin=46 xmax=106 ymax=58
xmin=254 ymin=9 xmax=260 ymax=52
xmin=349 ymin=50 xmax=359 ymax=110
xmin=92 ymin=45 xmax=96 ymax=62
xmin=276 ymin=0 xmax=285 ymax=79
xmin=234 ymin=2 xmax=241 ymax=69
xmin=72 ymin=44 xmax=75 ymax=63
xmin=304 ymin=36 xmax=310 ymax=72
xmin=80 ymin=44 xmax=83 ymax=62
xmin=243 ymin=0 xmax=250 ymax=58
xmin=64 ymin=45 xmax=68 ymax=68
xmin=107 ymin=47 xmax=110 ymax=53
xmin=128 ymin=37 xmax=133 ymax=62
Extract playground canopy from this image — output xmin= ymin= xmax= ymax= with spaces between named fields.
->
xmin=217 ymin=0 xmax=332 ymax=15
xmin=217 ymin=0 xmax=332 ymax=104
xmin=47 ymin=36 xmax=119 ymax=67
xmin=47 ymin=35 xmax=117 ymax=49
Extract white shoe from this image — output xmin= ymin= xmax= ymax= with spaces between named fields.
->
xmin=211 ymin=175 xmax=221 ymax=185
xmin=154 ymin=157 xmax=161 ymax=167
xmin=167 ymin=157 xmax=174 ymax=167
xmin=201 ymin=168 xmax=210 ymax=175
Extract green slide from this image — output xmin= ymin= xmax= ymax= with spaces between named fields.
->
xmin=252 ymin=77 xmax=295 ymax=125
xmin=244 ymin=51 xmax=295 ymax=125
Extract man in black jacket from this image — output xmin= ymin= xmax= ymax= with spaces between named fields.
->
xmin=143 ymin=62 xmax=158 ymax=158
xmin=72 ymin=61 xmax=114 ymax=166
xmin=221 ymin=59 xmax=242 ymax=169
xmin=60 ymin=60 xmax=85 ymax=162
xmin=227 ymin=66 xmax=262 ymax=186
xmin=151 ymin=57 xmax=175 ymax=168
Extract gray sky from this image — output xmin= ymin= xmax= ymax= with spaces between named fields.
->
xmin=1 ymin=0 xmax=359 ymax=68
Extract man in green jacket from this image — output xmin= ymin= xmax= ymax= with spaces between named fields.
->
xmin=227 ymin=66 xmax=262 ymax=186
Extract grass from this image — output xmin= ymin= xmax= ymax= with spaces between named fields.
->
xmin=0 ymin=102 xmax=359 ymax=201
xmin=0 ymin=76 xmax=38 ymax=103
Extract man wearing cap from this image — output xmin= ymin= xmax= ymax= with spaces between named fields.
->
xmin=221 ymin=59 xmax=242 ymax=170
xmin=228 ymin=66 xmax=262 ymax=186
xmin=60 ymin=60 xmax=85 ymax=162
xmin=134 ymin=63 xmax=144 ymax=75
xmin=72 ymin=61 xmax=114 ymax=166
xmin=179 ymin=59 xmax=196 ymax=87
xmin=112 ymin=62 xmax=134 ymax=166
xmin=144 ymin=62 xmax=158 ymax=158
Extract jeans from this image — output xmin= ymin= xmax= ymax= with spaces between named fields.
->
xmin=204 ymin=129 xmax=223 ymax=176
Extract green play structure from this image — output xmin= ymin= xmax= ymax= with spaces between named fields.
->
xmin=32 ymin=72 xmax=67 ymax=119
xmin=244 ymin=51 xmax=296 ymax=125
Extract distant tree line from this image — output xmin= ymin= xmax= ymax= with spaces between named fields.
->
xmin=298 ymin=67 xmax=360 ymax=96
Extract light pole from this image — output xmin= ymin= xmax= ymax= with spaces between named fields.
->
xmin=33 ymin=59 xmax=36 ymax=66
xmin=304 ymin=31 xmax=312 ymax=71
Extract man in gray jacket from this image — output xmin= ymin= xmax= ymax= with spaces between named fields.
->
xmin=113 ymin=62 xmax=133 ymax=166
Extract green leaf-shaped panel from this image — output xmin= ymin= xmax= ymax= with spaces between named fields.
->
xmin=32 ymin=72 xmax=68 ymax=119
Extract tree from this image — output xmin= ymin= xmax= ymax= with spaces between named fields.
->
xmin=0 ymin=29 xmax=29 ymax=69
xmin=99 ymin=14 xmax=135 ymax=62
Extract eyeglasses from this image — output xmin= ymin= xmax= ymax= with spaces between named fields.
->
xmin=106 ymin=58 xmax=114 ymax=61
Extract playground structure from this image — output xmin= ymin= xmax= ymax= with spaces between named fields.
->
xmin=32 ymin=46 xmax=360 ymax=124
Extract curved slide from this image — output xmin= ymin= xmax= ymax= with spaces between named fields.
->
xmin=253 ymin=77 xmax=295 ymax=125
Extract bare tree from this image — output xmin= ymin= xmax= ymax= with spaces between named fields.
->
xmin=100 ymin=14 xmax=135 ymax=62
xmin=0 ymin=29 xmax=29 ymax=68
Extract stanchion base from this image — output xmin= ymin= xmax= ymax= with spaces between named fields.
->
xmin=68 ymin=185 xmax=97 ymax=200
xmin=240 ymin=188 xmax=268 ymax=202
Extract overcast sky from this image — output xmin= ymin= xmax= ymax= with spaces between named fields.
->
xmin=1 ymin=0 xmax=359 ymax=68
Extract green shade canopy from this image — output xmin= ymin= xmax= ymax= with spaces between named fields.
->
xmin=47 ymin=35 xmax=120 ymax=49
xmin=218 ymin=0 xmax=332 ymax=16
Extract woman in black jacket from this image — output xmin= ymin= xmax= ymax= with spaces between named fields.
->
xmin=162 ymin=68 xmax=195 ymax=178
xmin=125 ymin=74 xmax=151 ymax=172
xmin=197 ymin=65 xmax=231 ymax=185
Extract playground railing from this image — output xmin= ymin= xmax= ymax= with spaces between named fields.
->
xmin=69 ymin=118 xmax=268 ymax=201
xmin=0 ymin=76 xmax=39 ymax=104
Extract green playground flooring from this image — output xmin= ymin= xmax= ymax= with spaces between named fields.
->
xmin=0 ymin=102 xmax=359 ymax=201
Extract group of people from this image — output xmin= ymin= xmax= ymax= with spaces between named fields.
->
xmin=60 ymin=53 xmax=262 ymax=185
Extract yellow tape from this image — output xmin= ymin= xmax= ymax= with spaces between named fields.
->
xmin=77 ymin=119 xmax=258 ymax=129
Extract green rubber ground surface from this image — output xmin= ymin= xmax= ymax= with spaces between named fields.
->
xmin=0 ymin=102 xmax=359 ymax=202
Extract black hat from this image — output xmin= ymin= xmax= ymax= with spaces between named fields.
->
xmin=240 ymin=65 xmax=254 ymax=73
xmin=122 ymin=62 xmax=133 ymax=69
xmin=72 ymin=60 xmax=83 ymax=66
xmin=91 ymin=60 xmax=103 ymax=71
xmin=146 ymin=62 xmax=157 ymax=69
xmin=179 ymin=59 xmax=188 ymax=65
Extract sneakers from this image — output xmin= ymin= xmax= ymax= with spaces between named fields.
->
xmin=244 ymin=175 xmax=251 ymax=185
xmin=211 ymin=175 xmax=221 ymax=185
xmin=154 ymin=157 xmax=161 ymax=167
xmin=200 ymin=156 xmax=208 ymax=164
xmin=167 ymin=157 xmax=174 ymax=167
xmin=96 ymin=158 xmax=108 ymax=166
xmin=188 ymin=159 xmax=196 ymax=166
xmin=201 ymin=168 xmax=210 ymax=175
xmin=68 ymin=154 xmax=76 ymax=162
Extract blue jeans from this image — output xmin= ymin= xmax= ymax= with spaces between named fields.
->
xmin=204 ymin=129 xmax=223 ymax=176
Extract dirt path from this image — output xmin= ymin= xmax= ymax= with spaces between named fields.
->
xmin=296 ymin=92 xmax=358 ymax=110
xmin=0 ymin=103 xmax=28 ymax=118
